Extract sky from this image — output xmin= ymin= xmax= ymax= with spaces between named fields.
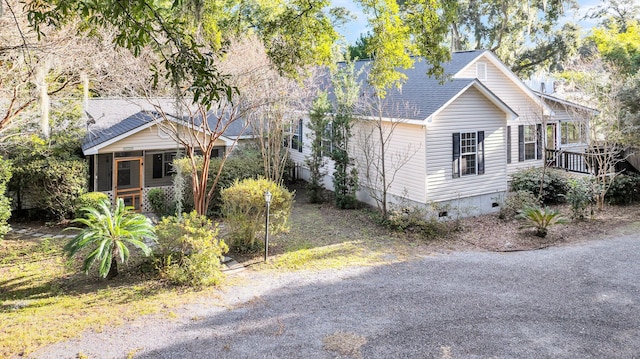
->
xmin=334 ymin=0 xmax=604 ymax=44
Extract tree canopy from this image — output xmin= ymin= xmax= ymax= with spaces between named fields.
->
xmin=452 ymin=0 xmax=580 ymax=76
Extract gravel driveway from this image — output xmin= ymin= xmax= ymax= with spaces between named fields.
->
xmin=33 ymin=234 xmax=640 ymax=359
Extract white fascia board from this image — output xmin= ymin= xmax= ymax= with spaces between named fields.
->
xmin=83 ymin=120 xmax=159 ymax=155
xmin=356 ymin=115 xmax=425 ymax=126
xmin=454 ymin=51 xmax=552 ymax=116
xmin=537 ymin=92 xmax=599 ymax=114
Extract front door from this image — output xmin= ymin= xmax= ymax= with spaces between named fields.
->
xmin=114 ymin=157 xmax=143 ymax=211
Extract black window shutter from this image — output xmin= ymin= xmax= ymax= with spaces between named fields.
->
xmin=452 ymin=133 xmax=460 ymax=178
xmin=506 ymin=126 xmax=511 ymax=164
xmin=477 ymin=131 xmax=485 ymax=175
xmin=536 ymin=123 xmax=543 ymax=160
xmin=152 ymin=154 xmax=163 ymax=179
xmin=518 ymin=125 xmax=524 ymax=162
xmin=298 ymin=119 xmax=303 ymax=152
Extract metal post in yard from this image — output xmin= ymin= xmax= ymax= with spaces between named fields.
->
xmin=264 ymin=190 xmax=272 ymax=262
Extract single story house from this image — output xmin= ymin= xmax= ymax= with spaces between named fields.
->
xmin=82 ymin=98 xmax=253 ymax=212
xmin=288 ymin=50 xmax=596 ymax=217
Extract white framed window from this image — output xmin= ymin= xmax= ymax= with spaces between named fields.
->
xmin=518 ymin=124 xmax=542 ymax=161
xmin=460 ymin=132 xmax=477 ymax=175
xmin=561 ymin=121 xmax=586 ymax=145
xmin=291 ymin=118 xmax=303 ymax=152
xmin=476 ymin=62 xmax=487 ymax=81
xmin=452 ymin=131 xmax=485 ymax=178
xmin=322 ymin=122 xmax=333 ymax=156
xmin=524 ymin=125 xmax=537 ymax=160
xmin=152 ymin=151 xmax=176 ymax=179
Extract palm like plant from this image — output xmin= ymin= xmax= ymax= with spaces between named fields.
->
xmin=517 ymin=206 xmax=568 ymax=238
xmin=65 ymin=198 xmax=156 ymax=279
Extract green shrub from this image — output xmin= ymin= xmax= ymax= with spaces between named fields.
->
xmin=74 ymin=192 xmax=109 ymax=217
xmin=510 ymin=168 xmax=569 ymax=204
xmin=383 ymin=204 xmax=446 ymax=239
xmin=154 ymin=211 xmax=229 ymax=287
xmin=499 ymin=190 xmax=540 ymax=220
xmin=0 ymin=157 xmax=12 ymax=239
xmin=563 ymin=178 xmax=593 ymax=220
xmin=605 ymin=174 xmax=640 ymax=205
xmin=517 ymin=206 xmax=568 ymax=238
xmin=147 ymin=188 xmax=175 ymax=217
xmin=14 ymin=158 xmax=87 ymax=221
xmin=5 ymin=133 xmax=86 ymax=221
xmin=221 ymin=178 xmax=294 ymax=251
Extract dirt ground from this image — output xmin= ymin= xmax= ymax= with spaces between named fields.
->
xmin=272 ymin=182 xmax=640 ymax=256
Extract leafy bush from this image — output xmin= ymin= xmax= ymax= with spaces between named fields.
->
xmin=517 ymin=206 xmax=568 ymax=238
xmin=16 ymin=159 xmax=87 ymax=220
xmin=604 ymin=174 xmax=640 ymax=205
xmin=6 ymin=134 xmax=87 ymax=221
xmin=499 ymin=190 xmax=540 ymax=220
xmin=510 ymin=168 xmax=569 ymax=204
xmin=0 ymin=157 xmax=12 ymax=239
xmin=221 ymin=178 xmax=294 ymax=251
xmin=383 ymin=204 xmax=446 ymax=239
xmin=563 ymin=178 xmax=593 ymax=220
xmin=74 ymin=192 xmax=109 ymax=217
xmin=154 ymin=211 xmax=228 ymax=287
xmin=172 ymin=150 xmax=265 ymax=216
xmin=147 ymin=188 xmax=175 ymax=217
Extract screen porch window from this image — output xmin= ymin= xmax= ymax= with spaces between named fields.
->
xmin=152 ymin=151 xmax=177 ymax=179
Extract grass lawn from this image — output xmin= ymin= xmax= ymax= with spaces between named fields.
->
xmin=0 ymin=234 xmax=219 ymax=358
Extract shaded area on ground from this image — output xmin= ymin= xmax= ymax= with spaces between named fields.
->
xmin=34 ymin=234 xmax=640 ymax=359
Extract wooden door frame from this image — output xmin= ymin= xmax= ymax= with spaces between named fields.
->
xmin=113 ymin=156 xmax=143 ymax=211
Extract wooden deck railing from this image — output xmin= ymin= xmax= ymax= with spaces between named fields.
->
xmin=545 ymin=149 xmax=592 ymax=174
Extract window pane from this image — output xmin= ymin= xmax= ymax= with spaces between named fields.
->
xmin=460 ymin=132 xmax=477 ymax=176
xmin=524 ymin=125 xmax=536 ymax=142
xmin=525 ymin=143 xmax=536 ymax=160
xmin=462 ymin=154 xmax=476 ymax=175
xmin=152 ymin=154 xmax=163 ymax=179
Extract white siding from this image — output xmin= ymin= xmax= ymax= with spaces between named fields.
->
xmin=352 ymin=120 xmax=426 ymax=204
xmin=288 ymin=116 xmax=427 ymax=205
xmin=288 ymin=115 xmax=336 ymax=190
xmin=425 ymin=86 xmax=508 ymax=203
xmin=456 ymin=55 xmax=545 ymax=175
xmin=99 ymin=124 xmax=226 ymax=154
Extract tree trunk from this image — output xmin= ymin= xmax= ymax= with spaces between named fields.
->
xmin=106 ymin=258 xmax=118 ymax=280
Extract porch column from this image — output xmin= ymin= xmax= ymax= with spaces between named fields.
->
xmin=93 ymin=154 xmax=98 ymax=192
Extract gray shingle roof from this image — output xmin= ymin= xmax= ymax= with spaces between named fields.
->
xmin=442 ymin=50 xmax=486 ymax=75
xmin=83 ymin=100 xmax=253 ymax=152
xmin=326 ymin=50 xmax=490 ymax=121
xmin=83 ymin=51 xmax=488 ymax=151
xmin=82 ymin=111 xmax=158 ymax=151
